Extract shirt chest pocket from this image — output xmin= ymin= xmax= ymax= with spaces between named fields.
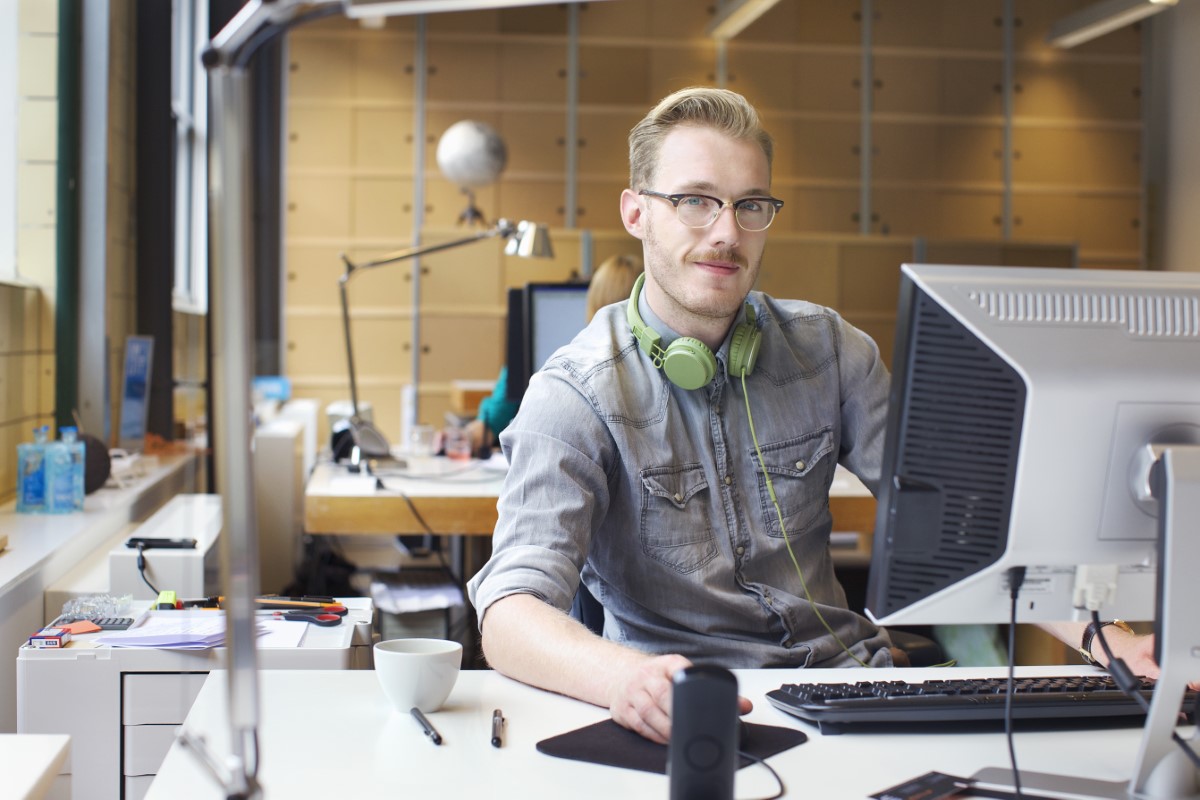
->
xmin=639 ymin=465 xmax=718 ymax=574
xmin=752 ymin=428 xmax=834 ymax=539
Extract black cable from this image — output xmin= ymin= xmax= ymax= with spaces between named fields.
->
xmin=1091 ymin=611 xmax=1200 ymax=770
xmin=736 ymin=749 xmax=786 ymax=800
xmin=136 ymin=543 xmax=159 ymax=596
xmin=1004 ymin=566 xmax=1027 ymax=800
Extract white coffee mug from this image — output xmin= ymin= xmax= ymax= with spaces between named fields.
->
xmin=374 ymin=638 xmax=463 ymax=713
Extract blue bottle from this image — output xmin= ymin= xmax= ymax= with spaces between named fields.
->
xmin=16 ymin=426 xmax=50 ymax=513
xmin=46 ymin=426 xmax=86 ymax=513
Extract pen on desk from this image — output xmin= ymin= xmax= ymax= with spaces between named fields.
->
xmin=411 ymin=707 xmax=442 ymax=745
xmin=491 ymin=708 xmax=505 ymax=748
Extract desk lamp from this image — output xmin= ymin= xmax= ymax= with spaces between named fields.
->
xmin=339 ymin=218 xmax=553 ymax=458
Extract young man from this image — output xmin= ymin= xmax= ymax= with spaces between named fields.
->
xmin=467 ymin=86 xmax=1166 ymax=745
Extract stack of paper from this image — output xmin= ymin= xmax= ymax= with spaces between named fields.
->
xmin=94 ymin=616 xmax=229 ymax=649
xmin=92 ymin=616 xmax=305 ymax=650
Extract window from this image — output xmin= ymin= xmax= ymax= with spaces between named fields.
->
xmin=171 ymin=0 xmax=209 ymax=312
xmin=0 ymin=0 xmax=19 ymax=281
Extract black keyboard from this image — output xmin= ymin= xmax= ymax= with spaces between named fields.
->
xmin=766 ymin=675 xmax=1195 ymax=735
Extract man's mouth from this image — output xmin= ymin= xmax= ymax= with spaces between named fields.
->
xmin=689 ymin=250 xmax=746 ymax=272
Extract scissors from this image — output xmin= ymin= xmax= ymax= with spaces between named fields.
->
xmin=272 ymin=611 xmax=342 ymax=627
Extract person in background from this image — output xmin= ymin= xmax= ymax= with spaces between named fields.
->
xmin=467 ymin=253 xmax=643 ymax=454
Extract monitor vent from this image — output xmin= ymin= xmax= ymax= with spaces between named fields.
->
xmin=967 ymin=289 xmax=1200 ymax=338
xmin=876 ymin=291 xmax=1026 ymax=616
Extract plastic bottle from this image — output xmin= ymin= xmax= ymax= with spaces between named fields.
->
xmin=16 ymin=425 xmax=50 ymax=513
xmin=46 ymin=426 xmax=86 ymax=513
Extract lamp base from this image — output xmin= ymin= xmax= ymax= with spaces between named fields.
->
xmin=350 ymin=417 xmax=392 ymax=459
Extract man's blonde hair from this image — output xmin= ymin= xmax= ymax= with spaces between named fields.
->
xmin=628 ymin=87 xmax=773 ymax=190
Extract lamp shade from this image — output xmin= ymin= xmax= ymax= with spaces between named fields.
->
xmin=506 ymin=221 xmax=554 ymax=259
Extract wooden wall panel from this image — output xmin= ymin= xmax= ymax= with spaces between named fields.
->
xmin=727 ymin=49 xmax=796 ymax=112
xmin=288 ymin=37 xmax=354 ymax=99
xmin=756 ymin=239 xmax=840 ymax=307
xmin=500 ymin=111 xmax=567 ymax=175
xmin=416 ymin=232 xmax=505 ymax=307
xmin=580 ymin=45 xmax=651 ymax=106
xmin=501 ymin=42 xmax=566 ymax=104
xmin=287 ymin=106 xmax=351 ymax=169
xmin=576 ymin=111 xmax=641 ymax=178
xmin=419 ymin=315 xmax=506 ymax=382
xmin=792 ymin=0 xmax=861 ymax=46
xmin=282 ymin=2 xmax=1144 ymax=438
xmin=794 ymin=52 xmax=860 ymax=113
xmin=354 ymin=108 xmax=414 ymax=171
xmin=353 ymin=36 xmax=415 ymax=101
xmin=285 ymin=245 xmax=346 ymax=308
xmin=791 ymin=120 xmax=860 ymax=182
xmin=426 ymin=41 xmax=501 ymax=102
xmin=287 ymin=176 xmax=352 ymax=238
xmin=351 ymin=177 xmax=416 ymax=238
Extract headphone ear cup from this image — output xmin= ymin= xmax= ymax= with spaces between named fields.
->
xmin=661 ymin=337 xmax=718 ymax=391
xmin=728 ymin=322 xmax=762 ymax=379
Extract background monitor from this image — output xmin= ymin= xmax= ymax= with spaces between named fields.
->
xmin=866 ymin=264 xmax=1200 ymax=628
xmin=505 ymin=282 xmax=590 ymax=404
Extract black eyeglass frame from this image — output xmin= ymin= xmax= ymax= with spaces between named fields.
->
xmin=638 ymin=189 xmax=785 ymax=232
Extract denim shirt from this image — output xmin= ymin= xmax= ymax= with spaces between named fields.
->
xmin=467 ymin=290 xmax=895 ymax=669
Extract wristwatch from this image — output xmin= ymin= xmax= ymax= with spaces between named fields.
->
xmin=1078 ymin=619 xmax=1134 ymax=666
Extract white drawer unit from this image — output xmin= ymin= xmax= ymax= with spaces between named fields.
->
xmin=17 ymin=598 xmax=375 ymax=800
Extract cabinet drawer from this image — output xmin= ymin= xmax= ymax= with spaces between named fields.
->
xmin=123 ymin=724 xmax=177 ymax=776
xmin=123 ymin=673 xmax=208 ymax=725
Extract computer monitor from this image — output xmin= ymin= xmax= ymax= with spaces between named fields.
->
xmin=505 ymin=282 xmax=590 ymax=404
xmin=865 ymin=263 xmax=1200 ymax=798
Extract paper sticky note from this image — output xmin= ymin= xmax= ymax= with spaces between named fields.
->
xmin=61 ymin=621 xmax=102 ymax=635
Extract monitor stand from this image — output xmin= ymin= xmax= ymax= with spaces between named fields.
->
xmin=971 ymin=445 xmax=1200 ymax=800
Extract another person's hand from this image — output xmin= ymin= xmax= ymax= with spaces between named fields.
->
xmin=465 ymin=419 xmax=487 ymax=454
xmin=1090 ymin=628 xmax=1200 ymax=691
xmin=888 ymin=647 xmax=911 ymax=667
xmin=606 ymin=654 xmax=753 ymax=744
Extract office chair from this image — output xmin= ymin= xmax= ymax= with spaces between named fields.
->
xmin=568 ymin=585 xmax=945 ymax=668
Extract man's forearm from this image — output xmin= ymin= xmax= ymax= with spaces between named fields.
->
xmin=478 ymin=593 xmax=654 ymax=708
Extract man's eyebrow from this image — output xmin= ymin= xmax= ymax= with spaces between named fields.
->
xmin=675 ymin=181 xmax=773 ymax=197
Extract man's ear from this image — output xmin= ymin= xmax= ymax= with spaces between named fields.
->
xmin=620 ymin=189 xmax=646 ymax=241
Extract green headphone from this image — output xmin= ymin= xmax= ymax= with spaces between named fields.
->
xmin=626 ymin=273 xmax=762 ymax=390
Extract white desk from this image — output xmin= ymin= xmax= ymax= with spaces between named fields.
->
xmin=0 ymin=734 xmax=71 ymax=800
xmin=148 ymin=665 xmax=1164 ymax=799
xmin=17 ymin=599 xmax=374 ymax=800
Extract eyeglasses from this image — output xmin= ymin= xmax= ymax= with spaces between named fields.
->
xmin=639 ymin=190 xmax=784 ymax=232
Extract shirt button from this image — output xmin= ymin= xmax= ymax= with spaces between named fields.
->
xmin=783 ymin=638 xmax=794 ymax=648
xmin=673 ymin=492 xmax=683 ymax=502
xmin=724 ymin=475 xmax=732 ymax=486
xmin=735 ymin=546 xmax=745 ymax=555
xmin=795 ymin=460 xmax=806 ymax=470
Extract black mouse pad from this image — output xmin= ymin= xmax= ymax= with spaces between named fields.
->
xmin=536 ymin=719 xmax=807 ymax=774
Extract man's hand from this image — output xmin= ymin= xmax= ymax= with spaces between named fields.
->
xmin=606 ymin=654 xmax=753 ymax=744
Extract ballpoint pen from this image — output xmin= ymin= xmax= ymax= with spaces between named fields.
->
xmin=491 ymin=708 xmax=505 ymax=748
xmin=411 ymin=707 xmax=443 ymax=745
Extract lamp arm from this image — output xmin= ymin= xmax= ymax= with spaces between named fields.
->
xmin=340 ymin=219 xmax=516 ymax=283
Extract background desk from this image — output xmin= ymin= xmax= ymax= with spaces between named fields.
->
xmin=148 ymin=665 xmax=1155 ymax=799
xmin=17 ymin=599 xmax=374 ymax=800
xmin=304 ymin=459 xmax=876 ymax=563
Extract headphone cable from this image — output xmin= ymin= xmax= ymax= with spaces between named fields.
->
xmin=740 ymin=369 xmax=870 ymax=668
